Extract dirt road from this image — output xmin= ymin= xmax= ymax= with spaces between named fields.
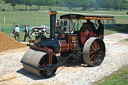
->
xmin=0 ymin=33 xmax=128 ymax=85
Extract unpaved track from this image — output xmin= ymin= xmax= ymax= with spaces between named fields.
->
xmin=0 ymin=33 xmax=128 ymax=85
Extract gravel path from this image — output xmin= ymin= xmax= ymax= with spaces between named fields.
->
xmin=0 ymin=33 xmax=128 ymax=85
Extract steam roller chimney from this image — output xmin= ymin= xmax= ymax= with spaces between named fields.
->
xmin=49 ymin=11 xmax=57 ymax=39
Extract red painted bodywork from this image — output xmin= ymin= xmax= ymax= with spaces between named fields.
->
xmin=58 ymin=34 xmax=78 ymax=53
xmin=68 ymin=35 xmax=78 ymax=50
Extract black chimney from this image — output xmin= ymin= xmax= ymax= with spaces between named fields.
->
xmin=49 ymin=11 xmax=57 ymax=39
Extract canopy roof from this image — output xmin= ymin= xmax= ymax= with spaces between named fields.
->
xmin=60 ymin=14 xmax=114 ymax=20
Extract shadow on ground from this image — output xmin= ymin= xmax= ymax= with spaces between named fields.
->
xmin=17 ymin=68 xmax=56 ymax=80
xmin=17 ymin=58 xmax=88 ymax=80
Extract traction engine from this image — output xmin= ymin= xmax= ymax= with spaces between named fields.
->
xmin=21 ymin=11 xmax=107 ymax=78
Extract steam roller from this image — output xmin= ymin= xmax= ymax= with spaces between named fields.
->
xmin=21 ymin=11 xmax=109 ymax=78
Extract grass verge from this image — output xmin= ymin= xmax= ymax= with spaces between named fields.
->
xmin=93 ymin=65 xmax=128 ymax=85
xmin=125 ymin=39 xmax=128 ymax=42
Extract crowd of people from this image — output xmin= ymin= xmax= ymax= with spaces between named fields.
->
xmin=13 ymin=25 xmax=48 ymax=42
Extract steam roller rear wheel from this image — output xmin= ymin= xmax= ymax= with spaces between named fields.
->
xmin=22 ymin=49 xmax=58 ymax=78
xmin=83 ymin=37 xmax=105 ymax=66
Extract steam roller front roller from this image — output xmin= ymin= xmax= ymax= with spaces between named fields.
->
xmin=83 ymin=37 xmax=106 ymax=66
xmin=21 ymin=49 xmax=58 ymax=78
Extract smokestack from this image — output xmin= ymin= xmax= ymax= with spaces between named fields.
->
xmin=49 ymin=11 xmax=57 ymax=39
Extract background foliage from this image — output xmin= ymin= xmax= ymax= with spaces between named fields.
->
xmin=2 ymin=0 xmax=128 ymax=11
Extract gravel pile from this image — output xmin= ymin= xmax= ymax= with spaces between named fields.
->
xmin=0 ymin=32 xmax=26 ymax=52
xmin=0 ymin=33 xmax=128 ymax=85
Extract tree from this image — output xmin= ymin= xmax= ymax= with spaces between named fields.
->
xmin=89 ymin=0 xmax=98 ymax=10
xmin=113 ymin=0 xmax=124 ymax=10
xmin=66 ymin=0 xmax=82 ymax=10
xmin=45 ymin=0 xmax=54 ymax=6
xmin=34 ymin=0 xmax=45 ymax=10
xmin=4 ymin=0 xmax=21 ymax=11
xmin=102 ymin=0 xmax=113 ymax=10
xmin=21 ymin=0 xmax=34 ymax=11
xmin=113 ymin=0 xmax=120 ymax=10
xmin=81 ymin=0 xmax=90 ymax=11
xmin=55 ymin=0 xmax=65 ymax=7
xmin=0 ymin=0 xmax=4 ymax=3
xmin=96 ymin=0 xmax=104 ymax=10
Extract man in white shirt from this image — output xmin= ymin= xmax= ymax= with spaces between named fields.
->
xmin=14 ymin=25 xmax=20 ymax=41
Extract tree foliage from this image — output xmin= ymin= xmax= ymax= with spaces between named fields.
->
xmin=3 ymin=0 xmax=128 ymax=11
xmin=4 ymin=0 xmax=21 ymax=11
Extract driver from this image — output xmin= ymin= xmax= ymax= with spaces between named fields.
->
xmin=95 ymin=20 xmax=104 ymax=36
xmin=85 ymin=19 xmax=96 ymax=32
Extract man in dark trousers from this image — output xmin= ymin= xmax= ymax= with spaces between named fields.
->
xmin=24 ymin=25 xmax=32 ymax=42
xmin=14 ymin=25 xmax=20 ymax=41
xmin=95 ymin=20 xmax=104 ymax=36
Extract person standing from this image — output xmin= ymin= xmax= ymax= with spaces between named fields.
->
xmin=95 ymin=20 xmax=104 ymax=35
xmin=14 ymin=25 xmax=20 ymax=41
xmin=24 ymin=25 xmax=32 ymax=42
xmin=42 ymin=25 xmax=47 ymax=34
xmin=56 ymin=19 xmax=61 ymax=31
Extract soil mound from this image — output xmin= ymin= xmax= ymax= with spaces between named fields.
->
xmin=0 ymin=32 xmax=26 ymax=52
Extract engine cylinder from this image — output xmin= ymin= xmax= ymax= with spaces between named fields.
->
xmin=59 ymin=40 xmax=69 ymax=53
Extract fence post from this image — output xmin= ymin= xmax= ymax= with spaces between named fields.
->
xmin=2 ymin=26 xmax=4 ymax=31
xmin=37 ymin=17 xmax=38 ymax=22
xmin=4 ymin=17 xmax=5 ymax=24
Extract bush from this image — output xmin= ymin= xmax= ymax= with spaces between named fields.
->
xmin=29 ymin=9 xmax=35 ymax=11
xmin=2 ymin=9 xmax=5 ymax=11
xmin=17 ymin=9 xmax=25 ymax=11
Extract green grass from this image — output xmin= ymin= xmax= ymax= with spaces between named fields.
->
xmin=104 ymin=29 xmax=116 ymax=35
xmin=0 ymin=11 xmax=65 ymax=28
xmin=0 ymin=10 xmax=128 ymax=41
xmin=0 ymin=4 xmax=128 ymax=41
xmin=125 ymin=39 xmax=128 ymax=42
xmin=105 ymin=24 xmax=128 ymax=34
xmin=93 ymin=65 xmax=128 ymax=85
xmin=0 ymin=11 xmax=50 ymax=26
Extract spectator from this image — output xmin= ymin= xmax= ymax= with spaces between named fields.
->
xmin=56 ymin=19 xmax=61 ymax=31
xmin=24 ymin=25 xmax=32 ymax=42
xmin=14 ymin=25 xmax=20 ymax=41
xmin=56 ymin=19 xmax=61 ymax=26
xmin=42 ymin=25 xmax=47 ymax=34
